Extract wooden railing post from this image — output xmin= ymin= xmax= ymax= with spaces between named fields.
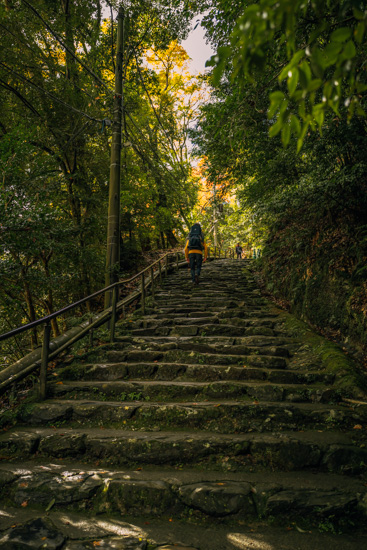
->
xmin=176 ymin=252 xmax=179 ymax=269
xmin=40 ymin=320 xmax=51 ymax=400
xmin=110 ymin=284 xmax=118 ymax=343
xmin=165 ymin=255 xmax=168 ymax=278
xmin=150 ymin=266 xmax=155 ymax=301
xmin=158 ymin=260 xmax=162 ymax=284
xmin=141 ymin=271 xmax=146 ymax=315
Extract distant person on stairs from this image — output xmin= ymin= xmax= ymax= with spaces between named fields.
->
xmin=184 ymin=223 xmax=208 ymax=284
xmin=235 ymin=243 xmax=243 ymax=259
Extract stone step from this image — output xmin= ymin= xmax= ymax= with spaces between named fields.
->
xmin=47 ymin=380 xmax=340 ymax=404
xmin=0 ymin=463 xmax=365 ymax=527
xmin=19 ymin=399 xmax=367 ymax=433
xmin=153 ymin=299 xmax=266 ymax=307
xmin=59 ymin=361 xmax=335 ymax=385
xmin=2 ymin=511 xmax=366 ymax=550
xmin=144 ymin=311 xmax=280 ymax=321
xmin=1 ymin=428 xmax=365 ymax=475
xmin=131 ymin=324 xmax=279 ymax=338
xmin=130 ymin=317 xmax=277 ymax=329
xmin=115 ymin=334 xmax=295 ymax=349
xmin=105 ymin=349 xmax=288 ymax=369
xmin=154 ymin=305 xmax=264 ymax=313
xmin=112 ymin=338 xmax=291 ymax=358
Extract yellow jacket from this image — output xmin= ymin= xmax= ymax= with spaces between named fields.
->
xmin=184 ymin=238 xmax=208 ymax=261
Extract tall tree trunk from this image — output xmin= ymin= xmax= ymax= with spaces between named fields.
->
xmin=160 ymin=231 xmax=166 ymax=249
xmin=23 ymin=279 xmax=38 ymax=349
xmin=40 ymin=251 xmax=60 ymax=337
xmin=165 ymin=230 xmax=178 ymax=247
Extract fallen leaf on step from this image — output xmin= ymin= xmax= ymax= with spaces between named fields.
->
xmin=353 ymin=424 xmax=362 ymax=429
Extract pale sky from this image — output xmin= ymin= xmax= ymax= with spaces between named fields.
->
xmin=181 ymin=15 xmax=215 ymax=74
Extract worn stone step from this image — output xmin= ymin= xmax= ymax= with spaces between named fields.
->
xmin=59 ymin=361 xmax=335 ymax=386
xmin=115 ymin=334 xmax=295 ymax=349
xmin=105 ymin=349 xmax=288 ymax=369
xmin=19 ymin=399 xmax=367 ymax=433
xmin=146 ymin=310 xmax=280 ymax=320
xmin=131 ymin=324 xmax=278 ymax=338
xmin=0 ymin=463 xmax=365 ymax=526
xmin=154 ymin=305 xmax=264 ymax=313
xmin=112 ymin=338 xmax=291 ymax=358
xmin=153 ymin=300 xmax=266 ymax=308
xmin=47 ymin=380 xmax=340 ymax=404
xmin=2 ymin=511 xmax=366 ymax=550
xmin=111 ymin=338 xmax=292 ymax=359
xmin=1 ymin=428 xmax=365 ymax=475
xmin=130 ymin=318 xmax=277 ymax=330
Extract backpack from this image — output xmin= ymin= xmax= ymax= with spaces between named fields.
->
xmin=188 ymin=224 xmax=203 ymax=250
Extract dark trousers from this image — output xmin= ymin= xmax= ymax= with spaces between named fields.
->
xmin=189 ymin=253 xmax=203 ymax=282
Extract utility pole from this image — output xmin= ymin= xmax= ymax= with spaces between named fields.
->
xmin=105 ymin=7 xmax=125 ymax=308
xmin=212 ymin=182 xmax=218 ymax=248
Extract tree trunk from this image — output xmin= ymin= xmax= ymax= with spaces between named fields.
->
xmin=165 ymin=229 xmax=178 ymax=247
xmin=23 ymin=279 xmax=38 ymax=349
xmin=160 ymin=231 xmax=166 ymax=249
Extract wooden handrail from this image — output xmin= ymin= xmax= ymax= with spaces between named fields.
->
xmin=0 ymin=247 xmax=229 ymax=398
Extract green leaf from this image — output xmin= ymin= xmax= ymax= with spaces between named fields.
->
xmin=313 ymin=104 xmax=325 ymax=130
xmin=290 ymin=49 xmax=306 ymax=67
xmin=330 ymin=27 xmax=352 ymax=43
xmin=342 ymin=40 xmax=357 ymax=60
xmin=290 ymin=114 xmax=301 ymax=136
xmin=353 ymin=7 xmax=364 ymax=20
xmin=269 ymin=118 xmax=283 ymax=137
xmin=45 ymin=498 xmax=55 ymax=512
xmin=314 ymin=47 xmax=329 ymax=69
xmin=307 ymin=79 xmax=322 ymax=92
xmin=269 ymin=91 xmax=285 ymax=103
xmin=355 ymin=21 xmax=365 ymax=44
xmin=279 ymin=64 xmax=290 ymax=82
xmin=323 ymin=81 xmax=333 ymax=100
xmin=268 ymin=96 xmax=283 ymax=119
xmin=324 ymin=42 xmax=343 ymax=65
xmin=281 ymin=123 xmax=291 ymax=146
xmin=299 ymin=62 xmax=311 ymax=89
xmin=287 ymin=68 xmax=299 ymax=96
xmin=296 ymin=121 xmax=309 ymax=152
xmin=356 ymin=104 xmax=366 ymax=117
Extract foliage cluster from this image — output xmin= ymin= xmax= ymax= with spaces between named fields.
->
xmin=194 ymin=0 xmax=367 ymax=351
xmin=0 ymin=0 xmax=201 ymax=365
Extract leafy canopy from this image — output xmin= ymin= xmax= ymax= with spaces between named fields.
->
xmin=207 ymin=0 xmax=367 ymax=149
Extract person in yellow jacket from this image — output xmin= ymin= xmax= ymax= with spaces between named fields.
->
xmin=184 ymin=222 xmax=208 ymax=284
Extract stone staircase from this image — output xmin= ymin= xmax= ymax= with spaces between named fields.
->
xmin=1 ymin=259 xmax=367 ymax=549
